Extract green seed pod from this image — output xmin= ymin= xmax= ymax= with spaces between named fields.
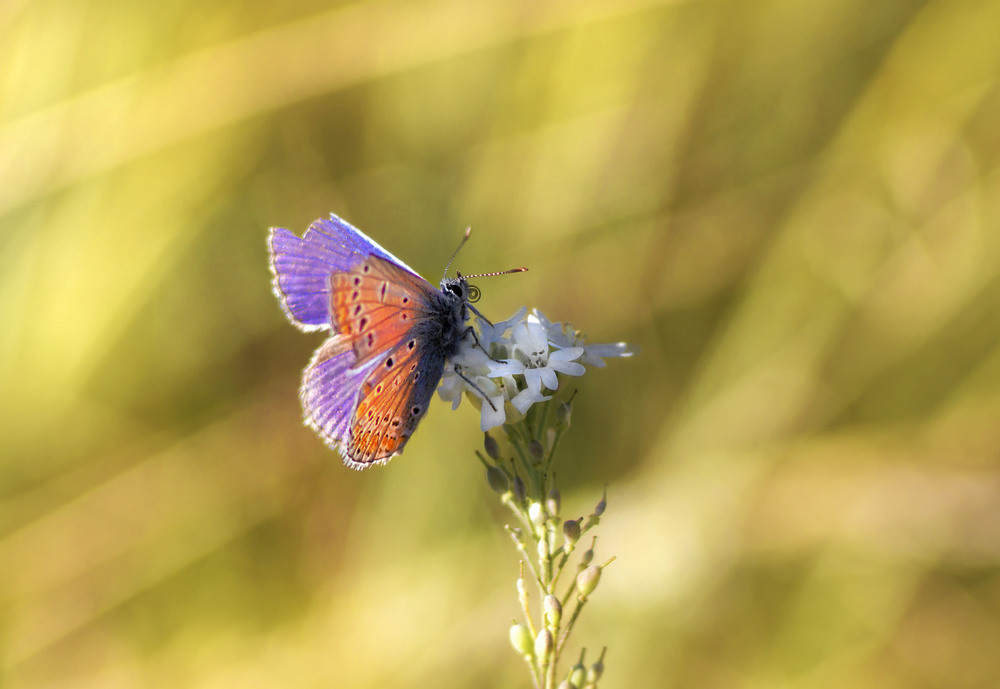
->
xmin=594 ymin=486 xmax=607 ymax=517
xmin=588 ymin=648 xmax=606 ymax=683
xmin=537 ymin=535 xmax=549 ymax=561
xmin=546 ymin=488 xmax=561 ymax=519
xmin=517 ymin=571 xmax=529 ymax=605
xmin=543 ymin=594 xmax=562 ymax=628
xmin=484 ymin=432 xmax=501 ymax=460
xmin=486 ymin=465 xmax=508 ymax=494
xmin=534 ymin=628 xmax=553 ymax=663
xmin=509 ymin=623 xmax=534 ymax=657
xmin=579 ymin=536 xmax=596 ymax=568
xmin=568 ymin=663 xmax=586 ymax=688
xmin=528 ymin=502 xmax=546 ymax=526
xmin=563 ymin=518 xmax=581 ymax=545
xmin=512 ymin=475 xmax=527 ymax=505
xmin=557 ymin=400 xmax=572 ymax=428
xmin=528 ymin=439 xmax=545 ymax=463
xmin=577 ymin=565 xmax=602 ymax=598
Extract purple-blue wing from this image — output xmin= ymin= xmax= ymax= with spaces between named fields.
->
xmin=268 ymin=214 xmax=421 ymax=332
xmin=299 ymin=335 xmax=382 ymax=458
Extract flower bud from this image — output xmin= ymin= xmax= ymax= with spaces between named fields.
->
xmin=509 ymin=623 xmax=534 ymax=657
xmin=528 ymin=439 xmax=545 ymax=463
xmin=537 ymin=535 xmax=549 ymax=561
xmin=557 ymin=400 xmax=572 ymax=428
xmin=486 ymin=465 xmax=508 ymax=494
xmin=484 ymin=432 xmax=501 ymax=460
xmin=516 ymin=566 xmax=532 ymax=611
xmin=546 ymin=488 xmax=561 ymax=519
xmin=543 ymin=594 xmax=562 ymax=628
xmin=587 ymin=648 xmax=606 ymax=683
xmin=528 ymin=502 xmax=546 ymax=526
xmin=594 ymin=486 xmax=607 ymax=517
xmin=562 ymin=518 xmax=581 ymax=546
xmin=512 ymin=475 xmax=527 ymax=505
xmin=568 ymin=661 xmax=586 ymax=688
xmin=534 ymin=628 xmax=553 ymax=663
xmin=577 ymin=565 xmax=602 ymax=598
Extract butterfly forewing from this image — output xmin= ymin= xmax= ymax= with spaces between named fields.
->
xmin=324 ymin=254 xmax=459 ymax=466
xmin=331 ymin=256 xmax=442 ymax=367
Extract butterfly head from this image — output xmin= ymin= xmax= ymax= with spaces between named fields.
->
xmin=441 ymin=227 xmax=527 ymax=325
xmin=441 ymin=274 xmax=481 ymax=304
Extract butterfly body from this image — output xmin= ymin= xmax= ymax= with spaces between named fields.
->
xmin=269 ymin=215 xmax=475 ymax=468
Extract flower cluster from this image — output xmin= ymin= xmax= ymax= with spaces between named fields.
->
xmin=447 ymin=306 xmax=631 ymax=688
xmin=438 ymin=308 xmax=633 ymax=430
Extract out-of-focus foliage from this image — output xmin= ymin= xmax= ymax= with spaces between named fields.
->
xmin=3 ymin=0 xmax=1000 ymax=687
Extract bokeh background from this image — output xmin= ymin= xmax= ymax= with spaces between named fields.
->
xmin=3 ymin=0 xmax=1000 ymax=687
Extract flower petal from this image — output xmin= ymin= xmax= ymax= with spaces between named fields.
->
xmin=486 ymin=359 xmax=525 ymax=377
xmin=511 ymin=387 xmax=550 ymax=414
xmin=581 ymin=342 xmax=634 ymax=367
xmin=523 ymin=368 xmax=545 ymax=394
xmin=480 ymin=395 xmax=507 ymax=431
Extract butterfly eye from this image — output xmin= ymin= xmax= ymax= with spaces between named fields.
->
xmin=468 ymin=284 xmax=481 ymax=303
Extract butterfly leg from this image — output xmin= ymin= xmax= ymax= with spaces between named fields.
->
xmin=453 ymin=364 xmax=499 ymax=412
xmin=462 ymin=324 xmax=503 ymax=363
xmin=467 ymin=303 xmax=494 ymax=327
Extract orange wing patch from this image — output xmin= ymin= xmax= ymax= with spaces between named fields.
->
xmin=330 ymin=256 xmax=436 ymax=367
xmin=346 ymin=338 xmax=428 ymax=464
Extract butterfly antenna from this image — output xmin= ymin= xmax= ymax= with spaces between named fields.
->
xmin=445 ymin=227 xmax=529 ymax=280
xmin=443 ymin=227 xmax=473 ymax=281
xmin=458 ymin=267 xmax=529 ymax=279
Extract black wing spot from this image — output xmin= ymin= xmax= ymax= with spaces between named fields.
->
xmin=401 ymin=313 xmax=408 ymax=321
xmin=353 ymin=276 xmax=361 ymax=286
xmin=402 ymin=296 xmax=410 ymax=304
xmin=363 ymin=263 xmax=371 ymax=274
xmin=359 ymin=317 xmax=369 ymax=331
xmin=380 ymin=282 xmax=387 ymax=300
xmin=408 ymin=340 xmax=416 ymax=350
xmin=391 ymin=419 xmax=401 ymax=428
xmin=413 ymin=371 xmax=420 ymax=381
xmin=409 ymin=363 xmax=417 ymax=372
xmin=411 ymin=405 xmax=422 ymax=416
xmin=366 ymin=332 xmax=375 ymax=348
xmin=385 ymin=357 xmax=394 ymax=368
xmin=353 ymin=304 xmax=363 ymax=316
xmin=351 ymin=290 xmax=360 ymax=301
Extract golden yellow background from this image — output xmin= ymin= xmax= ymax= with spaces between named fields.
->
xmin=3 ymin=0 xmax=1000 ymax=687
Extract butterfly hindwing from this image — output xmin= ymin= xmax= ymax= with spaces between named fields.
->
xmin=300 ymin=335 xmax=381 ymax=455
xmin=345 ymin=334 xmax=448 ymax=466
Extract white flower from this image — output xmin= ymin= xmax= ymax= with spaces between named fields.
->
xmin=530 ymin=309 xmax=634 ymax=367
xmin=438 ymin=307 xmax=633 ymax=431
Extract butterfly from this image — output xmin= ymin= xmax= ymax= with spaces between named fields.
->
xmin=268 ymin=214 xmax=523 ymax=469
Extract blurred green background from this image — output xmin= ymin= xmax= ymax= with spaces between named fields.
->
xmin=3 ymin=0 xmax=1000 ymax=687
